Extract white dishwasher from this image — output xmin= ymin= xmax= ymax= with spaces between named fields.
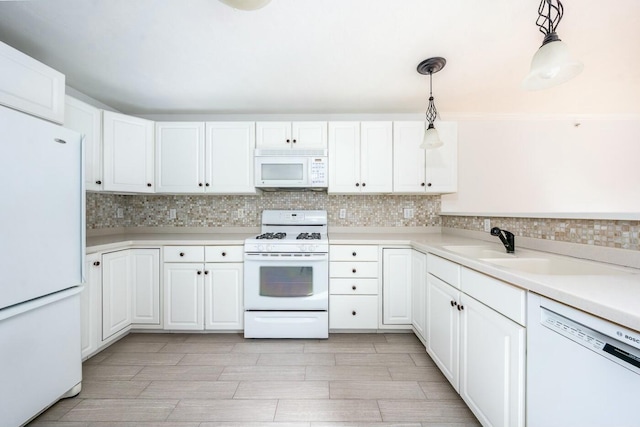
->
xmin=527 ymin=292 xmax=640 ymax=427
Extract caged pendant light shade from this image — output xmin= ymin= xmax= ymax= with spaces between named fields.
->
xmin=522 ymin=0 xmax=583 ymax=90
xmin=417 ymin=57 xmax=446 ymax=149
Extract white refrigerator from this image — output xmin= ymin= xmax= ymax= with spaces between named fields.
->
xmin=0 ymin=105 xmax=84 ymax=426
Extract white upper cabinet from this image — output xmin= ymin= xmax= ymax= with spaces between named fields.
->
xmin=393 ymin=121 xmax=458 ymax=194
xmin=329 ymin=121 xmax=392 ymax=194
xmin=0 ymin=41 xmax=65 ymax=124
xmin=64 ymin=96 xmax=103 ymax=191
xmin=155 ymin=122 xmax=205 ymax=193
xmin=256 ymin=121 xmax=327 ymax=149
xmin=206 ymin=122 xmax=256 ymax=194
xmin=103 ymin=111 xmax=155 ymax=193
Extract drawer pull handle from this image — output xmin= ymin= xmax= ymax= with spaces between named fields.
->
xmin=450 ymin=300 xmax=457 ymax=307
xmin=352 ymin=268 xmax=357 ymax=273
xmin=179 ymin=252 xmax=185 ymax=257
xmin=352 ymin=252 xmax=357 ymax=257
xmin=93 ymin=261 xmax=100 ymax=266
xmin=352 ymin=285 xmax=357 ymax=290
xmin=352 ymin=311 xmax=357 ymax=316
xmin=222 ymin=252 xmax=227 ymax=257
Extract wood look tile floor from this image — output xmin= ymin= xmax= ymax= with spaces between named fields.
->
xmin=28 ymin=333 xmax=481 ymax=427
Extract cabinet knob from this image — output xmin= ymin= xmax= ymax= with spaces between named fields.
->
xmin=222 ymin=252 xmax=227 ymax=257
xmin=96 ymin=180 xmax=102 ymax=185
xmin=450 ymin=300 xmax=457 ymax=307
xmin=355 ymin=183 xmax=360 ymax=187
xmin=352 ymin=252 xmax=357 ymax=257
xmin=362 ymin=183 xmax=366 ymax=187
xmin=352 ymin=285 xmax=357 ymax=290
xmin=427 ymin=183 xmax=432 ymax=187
xmin=147 ymin=183 xmax=152 ymax=187
xmin=93 ymin=261 xmax=100 ymax=266
xmin=293 ymin=139 xmax=297 ymax=143
xmin=286 ymin=139 xmax=291 ymax=143
xmin=197 ymin=271 xmax=202 ymax=275
xmin=457 ymin=304 xmax=464 ymax=311
xmin=179 ymin=252 xmax=185 ymax=257
xmin=199 ymin=183 xmax=203 ymax=187
xmin=352 ymin=311 xmax=357 ymax=316
xmin=205 ymin=183 xmax=210 ymax=187
xmin=352 ymin=268 xmax=357 ymax=273
xmin=421 ymin=182 xmax=425 ymax=187
xmin=204 ymin=270 xmax=209 ymax=275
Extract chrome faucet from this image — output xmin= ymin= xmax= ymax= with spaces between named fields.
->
xmin=491 ymin=227 xmax=515 ymax=253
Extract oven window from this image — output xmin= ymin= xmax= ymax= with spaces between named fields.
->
xmin=259 ymin=266 xmax=313 ymax=297
xmin=262 ymin=163 xmax=304 ymax=181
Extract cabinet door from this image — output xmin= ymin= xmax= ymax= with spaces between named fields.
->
xmin=292 ymin=122 xmax=327 ymax=149
xmin=204 ymin=262 xmax=243 ymax=330
xmin=459 ymin=294 xmax=525 ymax=427
xmin=0 ymin=40 xmax=65 ymax=124
xmin=163 ymin=263 xmax=204 ymax=330
xmin=425 ymin=121 xmax=458 ymax=193
xmin=360 ymin=121 xmax=393 ymax=193
xmin=103 ymin=111 xmax=155 ymax=193
xmin=393 ymin=121 xmax=427 ymax=193
xmin=130 ymin=249 xmax=160 ymax=325
xmin=426 ymin=273 xmax=460 ymax=391
xmin=411 ymin=250 xmax=427 ymax=341
xmin=102 ymin=250 xmax=132 ymax=340
xmin=65 ymin=96 xmax=103 ymax=191
xmin=81 ymin=253 xmax=102 ymax=360
xmin=206 ymin=122 xmax=256 ymax=194
xmin=382 ymin=248 xmax=412 ymax=325
xmin=328 ymin=121 xmax=360 ymax=193
xmin=155 ymin=122 xmax=205 ymax=193
xmin=256 ymin=121 xmax=291 ymax=148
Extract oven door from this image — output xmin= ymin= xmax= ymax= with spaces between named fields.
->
xmin=244 ymin=252 xmax=328 ymax=310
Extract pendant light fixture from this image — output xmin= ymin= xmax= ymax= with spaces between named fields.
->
xmin=522 ymin=0 xmax=583 ymax=90
xmin=218 ymin=0 xmax=271 ymax=11
xmin=417 ymin=57 xmax=446 ymax=149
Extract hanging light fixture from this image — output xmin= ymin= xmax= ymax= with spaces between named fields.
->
xmin=417 ymin=57 xmax=446 ymax=149
xmin=522 ymin=0 xmax=583 ymax=90
xmin=218 ymin=0 xmax=271 ymax=11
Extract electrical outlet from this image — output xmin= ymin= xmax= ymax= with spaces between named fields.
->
xmin=403 ymin=208 xmax=414 ymax=219
xmin=237 ymin=208 xmax=245 ymax=218
xmin=339 ymin=208 xmax=346 ymax=219
xmin=169 ymin=209 xmax=177 ymax=219
xmin=484 ymin=218 xmax=491 ymax=232
xmin=116 ymin=208 xmax=124 ymax=218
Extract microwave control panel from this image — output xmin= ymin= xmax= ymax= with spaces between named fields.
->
xmin=309 ymin=157 xmax=328 ymax=186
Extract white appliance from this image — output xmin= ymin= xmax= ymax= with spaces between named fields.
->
xmin=527 ymin=292 xmax=640 ymax=427
xmin=254 ymin=149 xmax=328 ymax=189
xmin=0 ymin=105 xmax=84 ymax=427
xmin=244 ymin=210 xmax=329 ymax=338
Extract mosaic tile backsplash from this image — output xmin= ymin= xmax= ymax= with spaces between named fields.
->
xmin=87 ymin=193 xmax=640 ymax=251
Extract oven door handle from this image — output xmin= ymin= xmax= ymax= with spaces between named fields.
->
xmin=244 ymin=253 xmax=328 ymax=262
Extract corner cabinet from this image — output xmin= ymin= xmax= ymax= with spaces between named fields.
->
xmin=103 ymin=111 xmax=155 ymax=193
xmin=256 ymin=121 xmax=327 ymax=149
xmin=0 ymin=41 xmax=65 ymax=124
xmin=64 ymin=96 xmax=103 ymax=191
xmin=393 ymin=121 xmax=458 ymax=193
xmin=328 ymin=121 xmax=393 ymax=194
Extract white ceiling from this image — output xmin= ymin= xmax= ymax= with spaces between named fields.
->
xmin=1 ymin=0 xmax=639 ymax=116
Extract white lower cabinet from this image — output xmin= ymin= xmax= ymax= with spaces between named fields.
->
xmin=163 ymin=245 xmax=243 ymax=331
xmin=81 ymin=253 xmax=102 ymax=360
xmin=130 ymin=249 xmax=161 ymax=326
xmin=411 ymin=249 xmax=427 ymax=342
xmin=102 ymin=250 xmax=133 ymax=341
xmin=425 ymin=254 xmax=525 ymax=427
xmin=382 ymin=248 xmax=412 ymax=326
xmin=329 ymin=245 xmax=379 ymax=329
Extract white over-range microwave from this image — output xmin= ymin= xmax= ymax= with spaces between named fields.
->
xmin=254 ymin=149 xmax=328 ymax=189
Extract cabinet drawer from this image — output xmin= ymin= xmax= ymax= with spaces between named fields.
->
xmin=460 ymin=267 xmax=526 ymax=326
xmin=205 ymin=245 xmax=243 ymax=262
xmin=427 ymin=254 xmax=460 ymax=288
xmin=164 ymin=246 xmax=205 ymax=263
xmin=330 ymin=295 xmax=378 ymax=329
xmin=330 ymin=278 xmax=378 ymax=295
xmin=330 ymin=261 xmax=378 ymax=278
xmin=330 ymin=245 xmax=378 ymax=262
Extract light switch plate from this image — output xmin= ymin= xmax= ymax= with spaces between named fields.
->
xmin=339 ymin=208 xmax=346 ymax=219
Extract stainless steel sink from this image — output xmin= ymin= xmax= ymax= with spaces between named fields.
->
xmin=442 ymin=245 xmax=513 ymax=259
xmin=478 ymin=257 xmax=632 ymax=276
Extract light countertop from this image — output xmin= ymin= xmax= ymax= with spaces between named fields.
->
xmin=86 ymin=229 xmax=640 ymax=333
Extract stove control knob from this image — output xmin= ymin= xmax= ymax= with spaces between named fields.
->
xmin=258 ymin=244 xmax=266 ymax=251
xmin=299 ymin=245 xmax=308 ymax=252
xmin=267 ymin=244 xmax=274 ymax=252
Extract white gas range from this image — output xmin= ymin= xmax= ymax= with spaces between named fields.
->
xmin=244 ymin=210 xmax=329 ymax=339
